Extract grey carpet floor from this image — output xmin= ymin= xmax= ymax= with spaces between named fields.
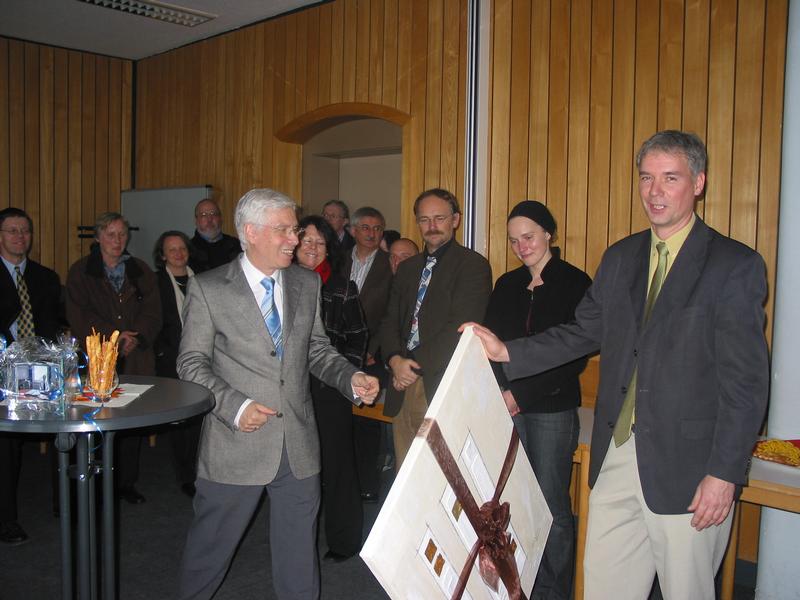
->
xmin=0 ymin=433 xmax=756 ymax=599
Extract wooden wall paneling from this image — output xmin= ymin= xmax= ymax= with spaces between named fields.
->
xmin=0 ymin=38 xmax=8 ymax=208
xmin=729 ymin=0 xmax=765 ymax=249
xmin=80 ymin=54 xmax=96 ymax=254
xmin=284 ymin=15 xmax=298 ymax=128
xmin=8 ymin=41 xmax=24 ymax=212
xmin=657 ymin=0 xmax=685 ymax=130
xmin=272 ymin=20 xmax=288 ymax=198
xmin=295 ymin=11 xmax=309 ymax=119
xmin=382 ymin=0 xmax=399 ymax=107
xmin=306 ymin=9 xmax=320 ymax=112
xmin=250 ymin=27 xmax=267 ymax=191
xmin=546 ymin=0 xmax=570 ymax=241
xmin=631 ymin=0 xmax=660 ymax=234
xmin=395 ymin=0 xmax=412 ymax=114
xmin=94 ymin=56 xmax=109 ymax=215
xmin=455 ymin=0 xmax=468 ymax=205
xmin=585 ymin=0 xmax=613 ymax=278
xmin=527 ymin=0 xmax=550 ymax=203
xmin=356 ymin=0 xmax=371 ymax=102
xmin=24 ymin=43 xmax=41 ymax=258
xmin=330 ymin=1 xmax=345 ymax=104
xmin=318 ymin=4 xmax=332 ymax=107
xmin=503 ymin=0 xmax=531 ymax=271
xmin=759 ymin=0 xmax=788 ymax=343
xmin=369 ymin=0 xmax=385 ymax=104
xmin=107 ymin=60 xmax=122 ymax=215
xmin=705 ymin=0 xmax=736 ymax=233
xmin=343 ymin=0 xmax=358 ymax=102
xmin=39 ymin=45 xmax=55 ymax=266
xmin=212 ymin=38 xmax=227 ymax=201
xmin=607 ymin=0 xmax=636 ymax=246
xmin=565 ymin=0 xmax=590 ymax=269
xmin=67 ymin=51 xmax=82 ymax=267
xmin=424 ymin=0 xmax=443 ymax=188
xmin=120 ymin=60 xmax=132 ymax=192
xmin=261 ymin=22 xmax=276 ymax=193
xmin=53 ymin=48 xmax=69 ymax=279
xmin=439 ymin=0 xmax=460 ymax=193
xmin=488 ymin=0 xmax=512 ymax=276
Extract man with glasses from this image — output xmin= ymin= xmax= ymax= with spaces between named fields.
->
xmin=322 ymin=199 xmax=355 ymax=254
xmin=342 ymin=206 xmax=393 ymax=503
xmin=189 ymin=198 xmax=241 ymax=273
xmin=0 ymin=207 xmax=62 ymax=545
xmin=176 ymin=188 xmax=379 ymax=599
xmin=379 ymin=189 xmax=492 ymax=467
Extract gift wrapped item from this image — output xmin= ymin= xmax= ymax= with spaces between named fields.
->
xmin=361 ymin=327 xmax=552 ymax=600
xmin=0 ymin=336 xmax=71 ymax=416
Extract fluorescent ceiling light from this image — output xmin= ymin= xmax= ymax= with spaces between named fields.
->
xmin=75 ymin=0 xmax=217 ymax=28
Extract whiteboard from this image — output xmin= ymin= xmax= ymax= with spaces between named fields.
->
xmin=121 ymin=185 xmax=211 ymax=270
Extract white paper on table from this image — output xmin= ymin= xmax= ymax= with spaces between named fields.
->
xmin=70 ymin=383 xmax=153 ymax=408
xmin=361 ymin=327 xmax=552 ymax=599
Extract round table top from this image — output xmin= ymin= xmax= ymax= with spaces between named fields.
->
xmin=0 ymin=375 xmax=214 ymax=434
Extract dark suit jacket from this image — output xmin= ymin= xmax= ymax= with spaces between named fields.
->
xmin=0 ymin=259 xmax=62 ymax=342
xmin=379 ymin=241 xmax=492 ymax=416
xmin=504 ymin=218 xmax=769 ymax=514
xmin=342 ymin=248 xmax=392 ymax=356
xmin=154 ymin=269 xmax=183 ymax=378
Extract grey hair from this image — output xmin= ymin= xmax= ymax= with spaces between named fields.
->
xmin=351 ymin=206 xmax=385 ymax=228
xmin=636 ymin=130 xmax=707 ymax=178
xmin=234 ymin=188 xmax=297 ymax=250
xmin=95 ymin=212 xmax=129 ymax=237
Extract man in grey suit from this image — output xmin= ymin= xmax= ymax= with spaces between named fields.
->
xmin=466 ymin=131 xmax=768 ymax=599
xmin=176 ymin=188 xmax=379 ymax=600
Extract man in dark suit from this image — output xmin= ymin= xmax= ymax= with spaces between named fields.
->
xmin=322 ymin=199 xmax=355 ymax=254
xmin=341 ymin=206 xmax=393 ymax=501
xmin=0 ymin=207 xmax=62 ymax=545
xmin=467 ymin=131 xmax=769 ymax=599
xmin=188 ymin=198 xmax=241 ymax=273
xmin=176 ymin=188 xmax=379 ymax=599
xmin=379 ymin=189 xmax=492 ymax=467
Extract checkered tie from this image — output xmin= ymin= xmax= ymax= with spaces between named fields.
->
xmin=260 ymin=277 xmax=283 ymax=359
xmin=15 ymin=266 xmax=35 ymax=339
xmin=407 ymin=256 xmax=437 ymax=351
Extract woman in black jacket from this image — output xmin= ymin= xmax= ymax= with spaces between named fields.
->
xmin=484 ymin=201 xmax=591 ymax=600
xmin=153 ymin=230 xmax=200 ymax=497
xmin=295 ymin=215 xmax=368 ymax=561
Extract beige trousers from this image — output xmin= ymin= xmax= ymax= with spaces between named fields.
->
xmin=391 ymin=377 xmax=428 ymax=470
xmin=584 ymin=435 xmax=733 ymax=600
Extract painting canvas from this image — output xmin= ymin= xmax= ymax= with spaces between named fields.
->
xmin=361 ymin=327 xmax=552 ymax=599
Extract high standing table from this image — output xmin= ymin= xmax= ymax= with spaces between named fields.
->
xmin=0 ymin=375 xmax=214 ymax=600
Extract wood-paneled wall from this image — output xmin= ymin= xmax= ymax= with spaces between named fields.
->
xmin=488 ymin=0 xmax=786 ymax=337
xmin=0 ymin=37 xmax=132 ymax=280
xmin=135 ymin=0 xmax=469 ymax=240
xmin=488 ymin=0 xmax=788 ymax=564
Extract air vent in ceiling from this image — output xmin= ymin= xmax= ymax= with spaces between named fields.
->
xmin=76 ymin=0 xmax=217 ymax=28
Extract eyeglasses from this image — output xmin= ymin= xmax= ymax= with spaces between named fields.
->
xmin=416 ymin=214 xmax=452 ymax=227
xmin=268 ymin=225 xmax=304 ymax=237
xmin=322 ymin=212 xmax=345 ymax=221
xmin=197 ymin=211 xmax=221 ymax=218
xmin=300 ymin=237 xmax=326 ymax=248
xmin=0 ymin=228 xmax=32 ymax=236
xmin=355 ymin=224 xmax=384 ymax=233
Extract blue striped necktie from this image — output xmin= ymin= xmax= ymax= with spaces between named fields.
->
xmin=407 ymin=256 xmax=437 ymax=351
xmin=260 ymin=277 xmax=283 ymax=358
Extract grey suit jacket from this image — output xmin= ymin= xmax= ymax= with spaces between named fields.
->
xmin=379 ymin=241 xmax=492 ymax=416
xmin=504 ymin=218 xmax=769 ymax=514
xmin=178 ymin=260 xmax=359 ymax=485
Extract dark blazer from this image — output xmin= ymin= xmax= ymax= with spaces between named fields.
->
xmin=484 ymin=256 xmax=592 ymax=413
xmin=379 ymin=241 xmax=492 ymax=416
xmin=154 ymin=269 xmax=184 ymax=378
xmin=0 ymin=259 xmax=62 ymax=342
xmin=66 ymin=248 xmax=162 ymax=376
xmin=189 ymin=231 xmax=241 ymax=273
xmin=504 ymin=218 xmax=769 ymax=514
xmin=320 ymin=271 xmax=368 ymax=368
xmin=342 ymin=248 xmax=392 ymax=356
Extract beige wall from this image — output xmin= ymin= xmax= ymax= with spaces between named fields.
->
xmin=339 ymin=153 xmax=402 ymax=229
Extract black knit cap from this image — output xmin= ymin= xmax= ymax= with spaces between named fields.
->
xmin=507 ymin=200 xmax=556 ymax=235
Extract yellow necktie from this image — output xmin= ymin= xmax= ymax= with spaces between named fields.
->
xmin=15 ymin=265 xmax=36 ymax=339
xmin=613 ymin=242 xmax=668 ymax=446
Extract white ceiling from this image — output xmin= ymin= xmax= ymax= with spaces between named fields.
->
xmin=0 ymin=0 xmax=321 ymax=60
